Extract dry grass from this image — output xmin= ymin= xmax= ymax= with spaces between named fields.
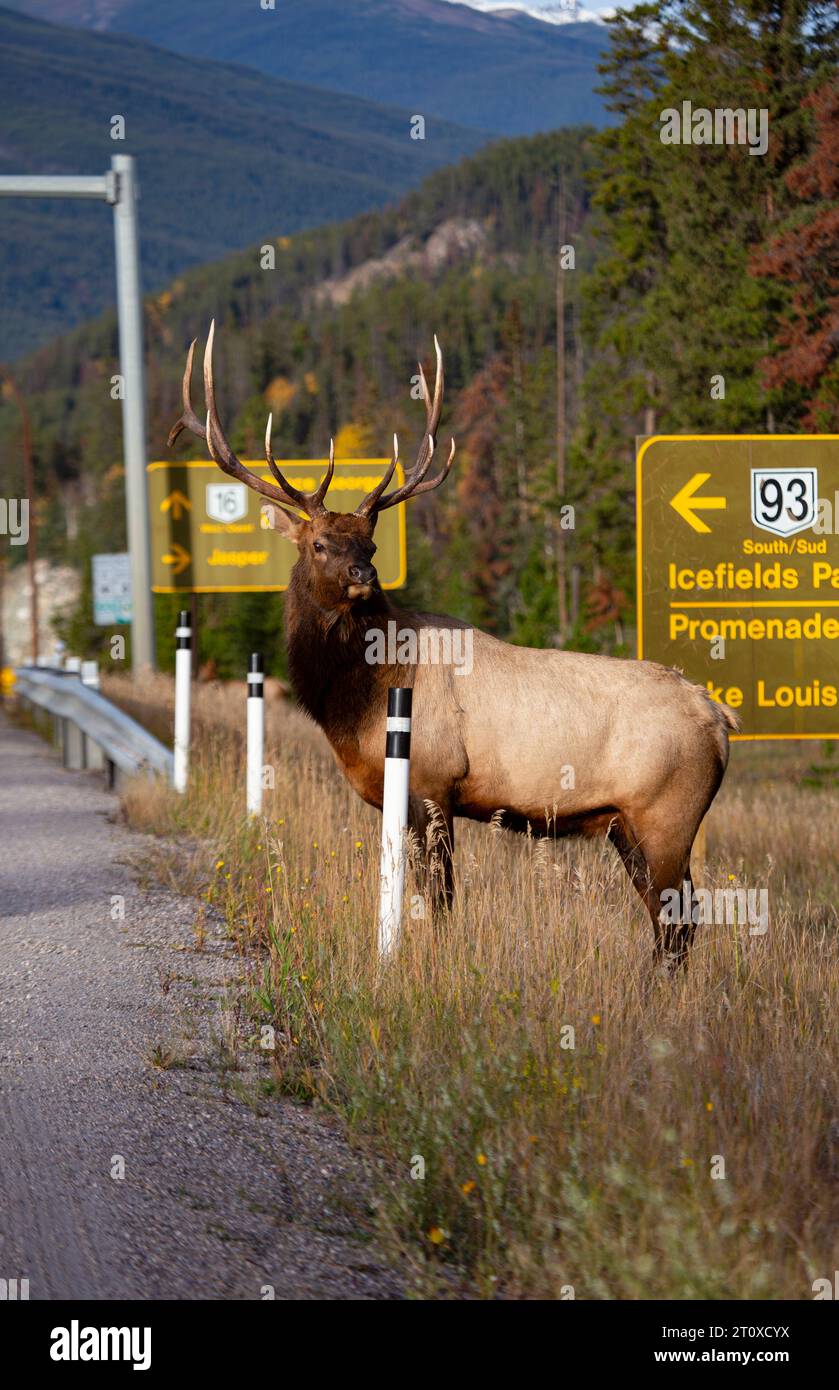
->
xmin=118 ymin=673 xmax=839 ymax=1299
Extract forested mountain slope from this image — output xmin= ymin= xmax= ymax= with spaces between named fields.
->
xmin=0 ymin=5 xmax=487 ymax=355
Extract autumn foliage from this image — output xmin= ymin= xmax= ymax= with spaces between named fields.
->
xmin=753 ymin=79 xmax=839 ymax=429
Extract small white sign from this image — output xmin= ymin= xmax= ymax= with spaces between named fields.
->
xmin=206 ymin=482 xmax=248 ymax=523
xmin=751 ymin=467 xmax=817 ymax=537
xmin=92 ymin=553 xmax=132 ymax=626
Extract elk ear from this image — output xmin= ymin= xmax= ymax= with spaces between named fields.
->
xmin=261 ymin=503 xmax=305 ymax=544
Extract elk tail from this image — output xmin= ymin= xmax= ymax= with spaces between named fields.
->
xmin=717 ymin=701 xmax=741 ymax=734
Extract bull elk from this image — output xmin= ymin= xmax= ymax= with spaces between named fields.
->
xmin=169 ymin=323 xmax=738 ymax=968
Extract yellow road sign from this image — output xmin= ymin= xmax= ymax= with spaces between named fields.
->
xmin=148 ymin=459 xmax=407 ymax=594
xmin=637 ymin=435 xmax=839 ymax=739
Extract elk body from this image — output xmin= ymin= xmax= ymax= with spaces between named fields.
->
xmin=170 ymin=324 xmax=738 ymax=968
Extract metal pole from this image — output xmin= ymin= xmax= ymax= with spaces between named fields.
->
xmin=378 ymin=688 xmax=412 ymax=956
xmin=0 ymin=165 xmax=154 ymax=670
xmin=0 ymin=552 xmax=5 ymax=669
xmin=246 ymin=653 xmax=265 ymax=816
xmin=21 ymin=387 xmax=38 ymax=664
xmin=0 ymin=175 xmax=112 ymax=200
xmin=173 ymin=611 xmax=191 ymax=794
xmin=110 ymin=155 xmax=154 ymax=671
xmin=555 ymin=171 xmax=568 ymax=643
xmin=2 ymin=375 xmax=38 ymax=662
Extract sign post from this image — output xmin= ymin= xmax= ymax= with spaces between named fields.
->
xmin=637 ymin=436 xmax=839 ymax=739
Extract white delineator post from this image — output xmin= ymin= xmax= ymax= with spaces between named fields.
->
xmin=80 ymin=660 xmax=100 ymax=690
xmin=247 ymin=653 xmax=265 ymax=816
xmin=173 ymin=610 xmax=192 ymax=794
xmin=378 ymin=688 xmax=413 ymax=957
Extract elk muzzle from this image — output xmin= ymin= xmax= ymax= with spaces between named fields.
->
xmin=347 ymin=561 xmax=377 ymax=599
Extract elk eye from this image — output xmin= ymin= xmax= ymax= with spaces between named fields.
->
xmin=313 ymin=541 xmax=325 ymax=554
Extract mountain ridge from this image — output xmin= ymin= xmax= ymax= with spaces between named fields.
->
xmin=0 ymin=5 xmax=488 ymax=356
xmin=2 ymin=0 xmax=609 ymax=135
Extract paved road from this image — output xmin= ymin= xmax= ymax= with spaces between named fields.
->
xmin=0 ymin=714 xmax=400 ymax=1300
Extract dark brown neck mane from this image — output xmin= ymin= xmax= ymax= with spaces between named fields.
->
xmin=285 ymin=566 xmax=405 ymax=742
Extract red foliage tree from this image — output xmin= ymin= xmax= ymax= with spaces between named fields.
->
xmin=752 ymin=79 xmax=839 ymax=428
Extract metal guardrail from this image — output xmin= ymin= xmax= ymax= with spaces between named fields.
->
xmin=14 ymin=666 xmax=173 ymax=786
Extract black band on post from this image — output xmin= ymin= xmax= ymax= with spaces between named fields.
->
xmin=248 ymin=652 xmax=264 ymax=698
xmin=385 ymin=730 xmax=411 ymax=759
xmin=176 ymin=610 xmax=192 ymax=650
xmin=387 ymin=687 xmax=413 ymax=719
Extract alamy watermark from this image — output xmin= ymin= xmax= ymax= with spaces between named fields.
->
xmin=365 ymin=621 xmax=473 ymax=677
xmin=659 ymin=102 xmax=768 ymax=157
xmin=50 ymin=1321 xmax=151 ymax=1370
xmin=0 ymin=498 xmax=28 ymax=544
xmin=660 ymin=880 xmax=769 ymax=936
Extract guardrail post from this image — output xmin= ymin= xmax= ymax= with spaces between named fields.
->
xmin=84 ymin=737 xmax=105 ymax=772
xmin=246 ymin=653 xmax=264 ymax=816
xmin=173 ymin=610 xmax=192 ymax=794
xmin=80 ymin=662 xmax=103 ymax=767
xmin=63 ymin=716 xmax=84 ymax=770
xmin=378 ymin=688 xmax=412 ymax=957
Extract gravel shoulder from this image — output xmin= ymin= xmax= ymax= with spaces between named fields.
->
xmin=0 ymin=712 xmax=402 ymax=1300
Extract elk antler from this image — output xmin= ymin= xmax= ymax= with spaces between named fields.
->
xmin=264 ymin=415 xmax=334 ymax=515
xmin=355 ymin=335 xmax=456 ymax=518
xmin=168 ymin=321 xmax=335 ymax=517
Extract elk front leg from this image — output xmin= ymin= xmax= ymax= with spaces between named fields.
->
xmin=408 ymin=795 xmax=454 ymax=915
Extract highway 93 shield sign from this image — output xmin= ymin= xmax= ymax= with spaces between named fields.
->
xmin=750 ymin=467 xmax=818 ymax=537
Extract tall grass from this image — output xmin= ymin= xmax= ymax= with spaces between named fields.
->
xmin=116 ymin=673 xmax=839 ymax=1299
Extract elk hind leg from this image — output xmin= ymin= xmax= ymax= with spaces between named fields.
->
xmin=609 ymin=813 xmax=695 ymax=972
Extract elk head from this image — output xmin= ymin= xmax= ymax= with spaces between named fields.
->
xmin=168 ymin=321 xmax=455 ymax=612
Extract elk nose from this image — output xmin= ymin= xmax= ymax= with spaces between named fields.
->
xmin=349 ymin=563 xmax=375 ymax=583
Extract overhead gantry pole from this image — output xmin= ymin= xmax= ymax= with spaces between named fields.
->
xmin=0 ymin=155 xmax=156 ymax=670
